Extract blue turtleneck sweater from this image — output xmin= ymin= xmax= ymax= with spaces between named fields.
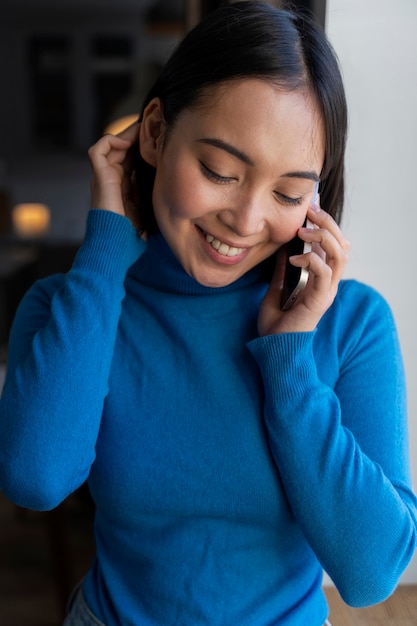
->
xmin=0 ymin=210 xmax=416 ymax=625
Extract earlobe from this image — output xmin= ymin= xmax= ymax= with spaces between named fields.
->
xmin=139 ymin=98 xmax=166 ymax=167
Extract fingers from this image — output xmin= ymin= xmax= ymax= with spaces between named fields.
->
xmin=88 ymin=135 xmax=128 ymax=177
xmin=306 ymin=204 xmax=350 ymax=253
xmin=301 ymin=205 xmax=350 ymax=280
xmin=89 ymin=122 xmax=140 ymax=163
xmin=106 ymin=120 xmax=141 ymax=143
xmin=87 ymin=125 xmax=141 ymax=218
xmin=286 ymin=205 xmax=349 ymax=310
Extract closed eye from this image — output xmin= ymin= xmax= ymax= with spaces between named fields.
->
xmin=199 ymin=162 xmax=236 ymax=183
xmin=274 ymin=192 xmax=303 ymax=206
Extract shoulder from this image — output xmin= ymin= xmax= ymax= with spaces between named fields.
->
xmin=318 ymin=279 xmax=399 ymax=361
xmin=21 ymin=273 xmax=66 ymax=308
xmin=325 ymin=279 xmax=395 ymax=328
xmin=10 ymin=274 xmax=67 ymax=340
xmin=337 ymin=279 xmax=388 ymax=306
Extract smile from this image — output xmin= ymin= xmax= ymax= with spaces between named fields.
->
xmin=203 ymin=232 xmax=246 ymax=257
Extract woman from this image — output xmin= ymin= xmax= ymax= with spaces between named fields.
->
xmin=1 ymin=3 xmax=416 ymax=625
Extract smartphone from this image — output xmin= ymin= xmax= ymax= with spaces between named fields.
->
xmin=280 ymin=183 xmax=318 ymax=311
xmin=280 ymin=217 xmax=313 ymax=310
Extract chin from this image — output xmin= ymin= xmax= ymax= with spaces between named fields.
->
xmin=190 ymin=268 xmax=244 ymax=288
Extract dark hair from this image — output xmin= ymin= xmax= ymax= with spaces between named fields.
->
xmin=134 ymin=1 xmax=347 ymax=234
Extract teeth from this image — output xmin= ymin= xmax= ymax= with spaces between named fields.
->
xmin=204 ymin=232 xmax=245 ymax=257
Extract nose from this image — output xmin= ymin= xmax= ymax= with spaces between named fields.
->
xmin=218 ymin=194 xmax=267 ymax=238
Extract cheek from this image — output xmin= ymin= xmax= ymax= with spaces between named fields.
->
xmin=152 ymin=167 xmax=188 ymax=220
xmin=268 ymin=212 xmax=307 ymax=247
xmin=153 ymin=163 xmax=213 ymax=222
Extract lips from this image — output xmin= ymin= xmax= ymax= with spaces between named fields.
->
xmin=203 ymin=232 xmax=246 ymax=257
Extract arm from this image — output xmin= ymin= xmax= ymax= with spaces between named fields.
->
xmin=0 ymin=124 xmax=145 ymax=510
xmin=0 ymin=210 xmax=145 ymax=511
xmin=248 ymin=282 xmax=417 ymax=607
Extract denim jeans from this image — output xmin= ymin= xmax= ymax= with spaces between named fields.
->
xmin=63 ymin=585 xmax=106 ymax=626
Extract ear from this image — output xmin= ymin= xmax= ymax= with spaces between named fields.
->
xmin=139 ymin=98 xmax=166 ymax=167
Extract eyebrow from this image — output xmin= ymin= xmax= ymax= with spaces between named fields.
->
xmin=197 ymin=138 xmax=254 ymax=166
xmin=283 ymin=171 xmax=321 ymax=183
xmin=196 ymin=137 xmax=320 ymax=182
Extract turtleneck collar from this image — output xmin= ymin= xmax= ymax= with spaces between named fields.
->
xmin=128 ymin=232 xmax=267 ymax=296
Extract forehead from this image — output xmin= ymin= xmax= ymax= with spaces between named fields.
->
xmin=175 ymin=79 xmax=325 ymax=172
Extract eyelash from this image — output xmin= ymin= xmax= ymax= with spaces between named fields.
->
xmin=200 ymin=162 xmax=234 ymax=183
xmin=200 ymin=161 xmax=304 ymax=206
xmin=274 ymin=193 xmax=303 ymax=207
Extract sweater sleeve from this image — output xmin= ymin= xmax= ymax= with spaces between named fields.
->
xmin=247 ymin=282 xmax=417 ymax=608
xmin=0 ymin=209 xmax=146 ymax=511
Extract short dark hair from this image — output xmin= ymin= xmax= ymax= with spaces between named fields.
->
xmin=134 ymin=1 xmax=347 ymax=234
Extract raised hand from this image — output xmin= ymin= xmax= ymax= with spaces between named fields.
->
xmin=88 ymin=122 xmax=142 ymax=230
xmin=258 ymin=203 xmax=350 ymax=336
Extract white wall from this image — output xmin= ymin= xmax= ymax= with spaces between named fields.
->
xmin=326 ymin=0 xmax=417 ymax=583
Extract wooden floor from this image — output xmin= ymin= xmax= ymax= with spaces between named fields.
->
xmin=324 ymin=584 xmax=417 ymax=625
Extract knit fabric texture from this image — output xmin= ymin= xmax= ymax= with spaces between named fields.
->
xmin=1 ymin=210 xmax=416 ymax=625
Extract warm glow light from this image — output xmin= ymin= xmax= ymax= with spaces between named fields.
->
xmin=104 ymin=114 xmax=138 ymax=136
xmin=12 ymin=203 xmax=51 ymax=238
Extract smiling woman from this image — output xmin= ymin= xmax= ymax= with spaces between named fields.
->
xmin=139 ymin=80 xmax=324 ymax=288
xmin=0 ymin=3 xmax=416 ymax=626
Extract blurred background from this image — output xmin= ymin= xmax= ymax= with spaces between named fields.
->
xmin=0 ymin=0 xmax=322 ymax=356
xmin=0 ymin=0 xmax=416 ymax=624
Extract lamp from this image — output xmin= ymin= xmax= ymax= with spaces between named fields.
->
xmin=104 ymin=114 xmax=139 ymax=136
xmin=12 ymin=203 xmax=51 ymax=238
